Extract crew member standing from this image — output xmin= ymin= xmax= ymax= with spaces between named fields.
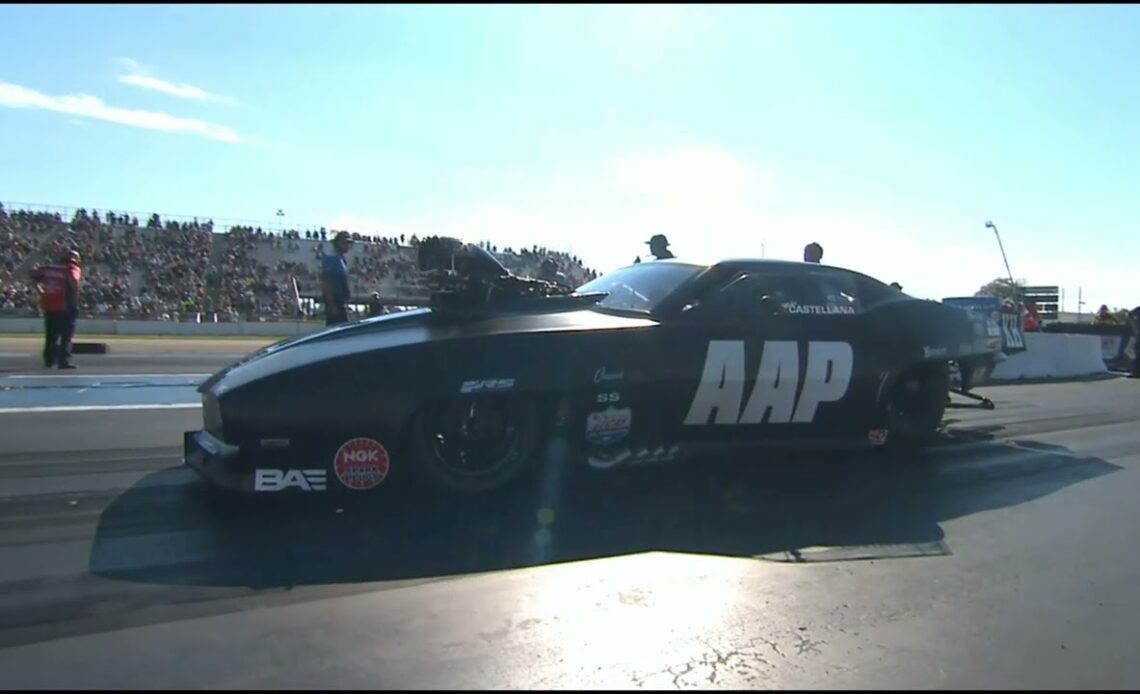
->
xmin=321 ymin=231 xmax=353 ymax=326
xmin=804 ymin=242 xmax=824 ymax=263
xmin=646 ymin=234 xmax=675 ymax=260
xmin=367 ymin=291 xmax=385 ymax=318
xmin=31 ymin=250 xmax=82 ymax=369
xmin=538 ymin=257 xmax=569 ymax=287
xmin=1129 ymin=306 xmax=1140 ymax=379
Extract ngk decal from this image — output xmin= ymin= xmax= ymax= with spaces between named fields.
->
xmin=333 ymin=437 xmax=390 ymax=490
xmin=254 ymin=469 xmax=327 ymax=492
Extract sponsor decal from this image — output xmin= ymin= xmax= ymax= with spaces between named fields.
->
xmin=259 ymin=438 xmax=290 ymax=448
xmin=587 ymin=444 xmax=679 ymax=470
xmin=587 ymin=448 xmax=631 ymax=470
xmin=781 ymin=302 xmax=856 ymax=316
xmin=333 ymin=437 xmax=390 ymax=490
xmin=868 ymin=429 xmax=889 ymax=446
xmin=460 ymin=378 xmax=516 ymax=394
xmin=254 ymin=469 xmax=326 ymax=492
xmin=923 ymin=346 xmax=948 ymax=359
xmin=593 ymin=366 xmax=625 ymax=384
xmin=999 ymin=312 xmax=1025 ymax=350
xmin=684 ymin=340 xmax=854 ymax=426
xmin=585 ymin=406 xmax=632 ymax=446
xmin=595 ymin=391 xmax=621 ymax=404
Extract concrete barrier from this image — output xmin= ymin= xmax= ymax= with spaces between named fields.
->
xmin=991 ymin=332 xmax=1108 ymax=381
xmin=0 ymin=318 xmax=323 ymax=337
xmin=0 ymin=319 xmax=1118 ymax=381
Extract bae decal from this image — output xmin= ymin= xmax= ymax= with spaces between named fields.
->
xmin=684 ymin=340 xmax=854 ymax=426
xmin=254 ymin=469 xmax=327 ymax=492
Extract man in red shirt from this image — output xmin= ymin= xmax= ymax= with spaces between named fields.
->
xmin=30 ymin=250 xmax=83 ymax=369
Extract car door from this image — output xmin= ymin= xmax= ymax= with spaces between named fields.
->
xmin=655 ymin=267 xmax=876 ymax=445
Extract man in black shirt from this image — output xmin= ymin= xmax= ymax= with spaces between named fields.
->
xmin=647 ymin=234 xmax=675 ymax=260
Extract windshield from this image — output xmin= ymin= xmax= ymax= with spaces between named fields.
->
xmin=577 ymin=262 xmax=703 ymax=313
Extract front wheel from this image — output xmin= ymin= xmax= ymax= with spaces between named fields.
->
xmin=882 ymin=361 xmax=950 ymax=449
xmin=411 ymin=394 xmax=543 ymax=495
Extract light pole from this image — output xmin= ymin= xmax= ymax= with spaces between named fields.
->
xmin=276 ymin=209 xmax=284 ymax=234
xmin=985 ymin=220 xmax=1015 ymax=289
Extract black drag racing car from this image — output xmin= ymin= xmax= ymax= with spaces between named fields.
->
xmin=184 ymin=237 xmax=1002 ymax=498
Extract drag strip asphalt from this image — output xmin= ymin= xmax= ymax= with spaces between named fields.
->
xmin=0 ymin=348 xmax=1138 ymax=688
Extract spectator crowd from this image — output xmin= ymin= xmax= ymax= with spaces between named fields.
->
xmin=0 ymin=202 xmax=598 ymax=321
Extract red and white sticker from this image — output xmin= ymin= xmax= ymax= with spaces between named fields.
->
xmin=868 ymin=429 xmax=889 ymax=446
xmin=333 ymin=437 xmax=390 ymax=490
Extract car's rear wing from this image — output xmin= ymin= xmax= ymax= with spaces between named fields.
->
xmin=942 ymin=296 xmax=1027 ymax=356
xmin=941 ymin=296 xmax=1028 ymax=393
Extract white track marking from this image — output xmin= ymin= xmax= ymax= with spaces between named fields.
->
xmin=0 ymin=404 xmax=201 ymax=414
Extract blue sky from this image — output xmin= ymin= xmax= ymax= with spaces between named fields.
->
xmin=1 ymin=4 xmax=1137 ymax=310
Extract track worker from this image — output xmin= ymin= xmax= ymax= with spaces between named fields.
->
xmin=1128 ymin=306 xmax=1140 ymax=379
xmin=647 ymin=234 xmax=675 ymax=260
xmin=322 ymin=231 xmax=353 ymax=326
xmin=30 ymin=250 xmax=83 ymax=369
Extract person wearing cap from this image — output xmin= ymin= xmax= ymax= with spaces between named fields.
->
xmin=367 ymin=291 xmax=385 ymax=318
xmin=804 ymin=242 xmax=824 ymax=263
xmin=30 ymin=250 xmax=83 ymax=369
xmin=538 ymin=257 xmax=569 ymax=287
xmin=647 ymin=234 xmax=675 ymax=260
xmin=322 ymin=231 xmax=353 ymax=326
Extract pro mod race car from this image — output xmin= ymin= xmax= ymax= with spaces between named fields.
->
xmin=184 ymin=238 xmax=1002 ymax=497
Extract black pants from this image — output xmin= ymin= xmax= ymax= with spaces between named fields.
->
xmin=325 ymin=303 xmax=348 ymax=327
xmin=43 ymin=310 xmax=77 ymax=367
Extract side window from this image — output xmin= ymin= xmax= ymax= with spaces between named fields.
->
xmin=691 ymin=270 xmax=861 ymax=320
xmin=794 ymin=270 xmax=860 ymax=316
xmin=854 ymin=274 xmax=903 ymax=309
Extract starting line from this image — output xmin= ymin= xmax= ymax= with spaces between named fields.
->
xmin=0 ymin=374 xmax=204 ymax=412
xmin=0 ymin=403 xmax=202 ymax=414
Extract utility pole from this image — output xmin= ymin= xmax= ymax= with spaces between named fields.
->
xmin=985 ymin=220 xmax=1016 ymax=290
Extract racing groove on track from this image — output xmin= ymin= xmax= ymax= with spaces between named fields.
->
xmin=0 ymin=365 xmax=1139 ymax=687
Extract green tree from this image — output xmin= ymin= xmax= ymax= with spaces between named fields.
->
xmin=975 ymin=277 xmax=1024 ymax=299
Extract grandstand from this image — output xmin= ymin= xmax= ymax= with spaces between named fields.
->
xmin=0 ymin=202 xmax=598 ymax=322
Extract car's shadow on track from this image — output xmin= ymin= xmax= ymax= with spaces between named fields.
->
xmin=88 ymin=430 xmax=1121 ymax=589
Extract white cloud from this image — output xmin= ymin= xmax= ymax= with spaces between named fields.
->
xmin=607 ymin=106 xmax=618 ymax=121
xmin=0 ymin=81 xmax=242 ymax=143
xmin=115 ymin=57 xmax=235 ymax=104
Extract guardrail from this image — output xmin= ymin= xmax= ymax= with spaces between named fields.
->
xmin=0 ymin=318 xmax=322 ymax=337
xmin=0 ymin=319 xmax=1131 ymax=380
xmin=990 ymin=332 xmax=1109 ymax=381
